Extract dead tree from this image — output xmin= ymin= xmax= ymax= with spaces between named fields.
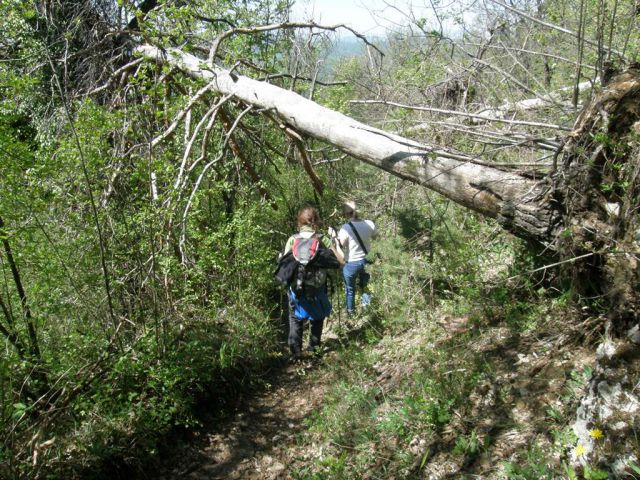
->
xmin=137 ymin=46 xmax=640 ymax=325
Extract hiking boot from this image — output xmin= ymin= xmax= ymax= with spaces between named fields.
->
xmin=289 ymin=349 xmax=303 ymax=363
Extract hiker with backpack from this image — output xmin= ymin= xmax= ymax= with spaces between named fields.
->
xmin=335 ymin=201 xmax=377 ymax=316
xmin=275 ymin=207 xmax=343 ymax=360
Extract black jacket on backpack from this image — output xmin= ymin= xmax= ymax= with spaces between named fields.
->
xmin=274 ymin=245 xmax=340 ymax=287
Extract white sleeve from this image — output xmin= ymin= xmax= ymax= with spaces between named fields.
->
xmin=366 ymin=220 xmax=378 ymax=239
xmin=337 ymin=226 xmax=349 ymax=246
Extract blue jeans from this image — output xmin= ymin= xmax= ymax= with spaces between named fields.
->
xmin=343 ymin=259 xmax=370 ymax=313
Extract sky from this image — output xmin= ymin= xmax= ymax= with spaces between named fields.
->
xmin=291 ymin=0 xmax=435 ymax=37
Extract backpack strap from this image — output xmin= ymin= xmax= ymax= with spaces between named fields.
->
xmin=347 ymin=221 xmax=368 ymax=255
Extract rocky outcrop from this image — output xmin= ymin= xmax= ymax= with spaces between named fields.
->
xmin=572 ymin=325 xmax=640 ymax=476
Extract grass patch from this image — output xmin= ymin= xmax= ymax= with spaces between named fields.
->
xmin=291 ymin=207 xmax=591 ymax=479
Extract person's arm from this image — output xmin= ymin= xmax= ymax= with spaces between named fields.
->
xmin=337 ymin=226 xmax=350 ymax=250
xmin=368 ymin=220 xmax=378 ymax=240
xmin=283 ymin=235 xmax=295 ymax=254
xmin=327 ymin=227 xmax=345 ymax=265
xmin=331 ymin=240 xmax=345 ymax=266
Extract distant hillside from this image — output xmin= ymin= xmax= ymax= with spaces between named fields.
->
xmin=320 ymin=35 xmax=384 ymax=76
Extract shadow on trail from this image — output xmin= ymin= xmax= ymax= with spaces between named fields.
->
xmin=134 ymin=307 xmax=383 ymax=479
xmin=409 ymin=312 xmax=589 ymax=479
xmin=136 ymin=352 xmax=302 ymax=480
xmin=323 ymin=309 xmax=385 ymax=352
xmin=156 ymin=367 xmax=308 ymax=479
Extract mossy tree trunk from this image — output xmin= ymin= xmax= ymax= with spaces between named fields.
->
xmin=553 ymin=68 xmax=640 ymax=325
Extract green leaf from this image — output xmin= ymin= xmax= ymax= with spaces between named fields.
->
xmin=12 ymin=402 xmax=27 ymax=419
xmin=563 ymin=462 xmax=578 ymax=480
xmin=584 ymin=466 xmax=610 ymax=480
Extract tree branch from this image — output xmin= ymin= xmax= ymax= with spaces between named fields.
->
xmin=487 ymin=0 xmax=624 ymax=58
xmin=88 ymin=57 xmax=144 ymax=96
xmin=350 ymin=99 xmax=571 ymax=131
xmin=150 ymin=81 xmax=215 ymax=149
xmin=235 ymin=59 xmax=348 ymax=86
xmin=218 ymin=108 xmax=278 ymax=209
xmin=426 ymin=121 xmax=559 ymax=151
xmin=179 ymin=105 xmax=254 ymax=263
xmin=0 ymin=216 xmax=40 ymax=361
xmin=208 ymin=21 xmax=384 ymax=66
xmin=137 ymin=45 xmax=558 ymax=244
xmin=282 ymin=126 xmax=324 ymax=196
xmin=0 ymin=292 xmax=28 ymax=359
xmin=461 ymin=43 xmax=597 ymax=71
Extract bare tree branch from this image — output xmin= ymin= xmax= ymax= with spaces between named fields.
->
xmin=0 ymin=216 xmax=41 ymax=361
xmin=218 ymin=108 xmax=278 ymax=209
xmin=179 ymin=105 xmax=254 ymax=263
xmin=428 ymin=121 xmax=560 ymax=151
xmin=0 ymin=292 xmax=28 ymax=359
xmin=88 ymin=57 xmax=144 ymax=96
xmin=150 ymin=82 xmax=215 ymax=149
xmin=235 ymin=59 xmax=348 ymax=86
xmin=174 ymin=103 xmax=220 ymax=192
xmin=350 ymin=99 xmax=571 ymax=131
xmin=208 ymin=21 xmax=384 ymax=66
xmin=137 ymin=45 xmax=561 ymax=243
xmin=282 ymin=126 xmax=324 ymax=196
xmin=487 ymin=0 xmax=624 ymax=58
xmin=461 ymin=43 xmax=597 ymax=71
xmin=188 ymin=95 xmax=233 ymax=176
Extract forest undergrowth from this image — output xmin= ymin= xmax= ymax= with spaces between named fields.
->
xmin=282 ymin=208 xmax=614 ymax=479
xmin=2 ymin=154 xmax=633 ymax=479
xmin=139 ymin=190 xmax=627 ymax=480
xmin=3 ymin=1 xmax=640 ymax=477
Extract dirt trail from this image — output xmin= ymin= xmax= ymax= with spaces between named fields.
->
xmin=155 ymin=352 xmax=334 ymax=480
xmin=151 ymin=311 xmax=597 ymax=479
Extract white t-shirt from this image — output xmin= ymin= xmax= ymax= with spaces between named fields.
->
xmin=338 ymin=219 xmax=376 ymax=262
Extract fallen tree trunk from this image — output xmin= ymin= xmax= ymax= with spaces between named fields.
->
xmin=137 ymin=45 xmax=560 ymax=245
xmin=137 ymin=46 xmax=640 ymax=323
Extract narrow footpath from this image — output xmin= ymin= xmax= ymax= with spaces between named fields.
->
xmin=154 ymin=344 xmax=339 ymax=479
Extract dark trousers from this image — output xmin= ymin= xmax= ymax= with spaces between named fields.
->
xmin=288 ymin=308 xmax=324 ymax=356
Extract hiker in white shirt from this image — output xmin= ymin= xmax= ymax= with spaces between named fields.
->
xmin=335 ymin=201 xmax=377 ymax=315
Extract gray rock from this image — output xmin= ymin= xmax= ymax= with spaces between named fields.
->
xmin=627 ymin=324 xmax=640 ymax=344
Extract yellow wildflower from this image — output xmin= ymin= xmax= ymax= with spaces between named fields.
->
xmin=589 ymin=428 xmax=604 ymax=440
xmin=575 ymin=444 xmax=587 ymax=457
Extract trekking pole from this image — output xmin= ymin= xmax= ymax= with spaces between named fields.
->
xmin=326 ymin=275 xmax=332 ymax=330
xmin=327 ymin=223 xmax=342 ymax=333
xmin=337 ymin=272 xmax=342 ymax=332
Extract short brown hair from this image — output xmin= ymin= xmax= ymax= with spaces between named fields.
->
xmin=297 ymin=207 xmax=320 ymax=230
